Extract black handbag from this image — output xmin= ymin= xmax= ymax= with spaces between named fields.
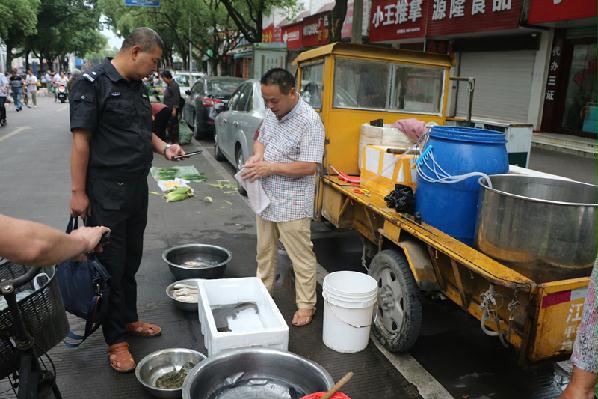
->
xmin=56 ymin=217 xmax=111 ymax=347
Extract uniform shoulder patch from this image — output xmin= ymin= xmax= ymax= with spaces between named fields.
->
xmin=83 ymin=73 xmax=95 ymax=83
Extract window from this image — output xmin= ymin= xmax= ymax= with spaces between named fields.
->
xmin=208 ymin=79 xmax=243 ymax=95
xmin=333 ymin=58 xmax=390 ymax=110
xmin=228 ymin=87 xmax=242 ymax=110
xmin=333 ymin=57 xmax=445 ymax=114
xmin=243 ymin=84 xmax=254 ymax=112
xmin=192 ymin=80 xmax=205 ymax=95
xmin=174 ymin=74 xmax=190 ymax=87
xmin=300 ymin=63 xmax=324 ymax=109
xmin=233 ymin=84 xmax=250 ymax=111
xmin=390 ymin=65 xmax=444 ymax=113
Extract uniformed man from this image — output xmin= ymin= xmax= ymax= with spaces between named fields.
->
xmin=69 ymin=27 xmax=185 ymax=373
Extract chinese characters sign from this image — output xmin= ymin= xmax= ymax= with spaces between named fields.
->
xmin=369 ymin=0 xmax=426 ymax=41
xmin=528 ymin=0 xmax=597 ymax=24
xmin=282 ymin=23 xmax=303 ymax=50
xmin=302 ymin=13 xmax=331 ymax=47
xmin=262 ymin=24 xmax=283 ymax=43
xmin=427 ymin=0 xmax=521 ymax=35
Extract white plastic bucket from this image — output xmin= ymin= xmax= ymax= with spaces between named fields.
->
xmin=322 ymin=272 xmax=377 ymax=353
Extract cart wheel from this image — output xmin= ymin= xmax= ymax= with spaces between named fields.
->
xmin=369 ymin=249 xmax=422 ymax=352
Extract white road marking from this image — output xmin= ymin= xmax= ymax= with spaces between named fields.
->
xmin=316 ymin=263 xmax=454 ymax=399
xmin=0 ymin=127 xmax=31 ymax=143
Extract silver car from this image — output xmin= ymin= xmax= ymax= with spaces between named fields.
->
xmin=214 ymin=80 xmax=265 ymax=171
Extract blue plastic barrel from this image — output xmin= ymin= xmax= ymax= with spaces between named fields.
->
xmin=415 ymin=126 xmax=508 ymax=246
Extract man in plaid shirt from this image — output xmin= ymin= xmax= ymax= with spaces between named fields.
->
xmin=242 ymin=68 xmax=325 ymax=327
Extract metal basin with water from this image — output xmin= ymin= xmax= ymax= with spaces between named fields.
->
xmin=182 ymin=348 xmax=334 ymax=399
xmin=162 ymin=244 xmax=231 ymax=280
xmin=475 ymin=174 xmax=597 ymax=282
xmin=136 ymin=348 xmax=206 ymax=398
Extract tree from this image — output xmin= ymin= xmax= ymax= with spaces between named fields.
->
xmin=26 ymin=0 xmax=105 ymax=72
xmin=330 ymin=0 xmax=348 ymax=43
xmin=218 ymin=0 xmax=295 ymax=43
xmin=98 ymin=0 xmax=241 ymax=74
xmin=0 ymin=0 xmax=40 ymax=70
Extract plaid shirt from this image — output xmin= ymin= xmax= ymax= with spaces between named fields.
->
xmin=258 ymin=99 xmax=325 ymax=222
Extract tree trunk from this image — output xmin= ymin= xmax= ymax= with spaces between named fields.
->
xmin=6 ymin=44 xmax=13 ymax=72
xmin=331 ymin=0 xmax=349 ymax=43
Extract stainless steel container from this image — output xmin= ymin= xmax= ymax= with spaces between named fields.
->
xmin=135 ymin=348 xmax=206 ymax=398
xmin=182 ymin=348 xmax=334 ymax=399
xmin=162 ymin=244 xmax=231 ymax=280
xmin=475 ymin=174 xmax=597 ymax=282
xmin=165 ymin=278 xmax=203 ymax=312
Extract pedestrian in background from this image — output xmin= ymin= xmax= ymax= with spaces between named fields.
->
xmin=0 ymin=72 xmax=8 ymax=126
xmin=160 ymin=70 xmax=180 ymax=144
xmin=26 ymin=69 xmax=38 ymax=108
xmin=559 ymin=261 xmax=597 ymax=399
xmin=241 ymin=68 xmax=325 ymax=327
xmin=70 ymin=27 xmax=184 ymax=373
xmin=9 ymin=69 xmax=23 ymax=112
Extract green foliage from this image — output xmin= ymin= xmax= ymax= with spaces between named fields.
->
xmin=27 ymin=0 xmax=105 ymax=66
xmin=0 ymin=0 xmax=39 ymax=39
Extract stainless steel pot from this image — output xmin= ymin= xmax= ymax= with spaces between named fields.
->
xmin=165 ymin=278 xmax=203 ymax=312
xmin=475 ymin=174 xmax=597 ymax=282
xmin=182 ymin=348 xmax=334 ymax=399
xmin=162 ymin=244 xmax=231 ymax=280
xmin=136 ymin=348 xmax=206 ymax=398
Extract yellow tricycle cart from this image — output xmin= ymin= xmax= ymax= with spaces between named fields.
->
xmin=294 ymin=43 xmax=593 ymax=364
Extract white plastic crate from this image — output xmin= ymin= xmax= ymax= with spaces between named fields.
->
xmin=197 ymin=277 xmax=289 ymax=356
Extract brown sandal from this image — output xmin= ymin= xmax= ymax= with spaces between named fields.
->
xmin=292 ymin=308 xmax=316 ymax=327
xmin=126 ymin=321 xmax=162 ymax=337
xmin=107 ymin=342 xmax=135 ymax=373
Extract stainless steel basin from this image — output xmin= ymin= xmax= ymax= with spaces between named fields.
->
xmin=182 ymin=348 xmax=333 ymax=399
xmin=162 ymin=244 xmax=231 ymax=280
xmin=475 ymin=174 xmax=597 ymax=282
xmin=135 ymin=348 xmax=206 ymax=398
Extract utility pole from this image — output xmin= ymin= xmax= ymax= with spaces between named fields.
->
xmin=188 ymin=14 xmax=193 ymax=71
xmin=351 ymin=0 xmax=363 ymax=44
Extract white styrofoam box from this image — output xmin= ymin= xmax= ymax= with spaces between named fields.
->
xmin=359 ymin=123 xmax=411 ymax=168
xmin=197 ymin=277 xmax=289 ymax=356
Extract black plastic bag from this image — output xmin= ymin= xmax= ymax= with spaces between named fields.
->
xmin=384 ymin=184 xmax=415 ymax=213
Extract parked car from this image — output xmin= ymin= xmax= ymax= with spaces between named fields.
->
xmin=173 ymin=71 xmax=204 ymax=97
xmin=182 ymin=76 xmax=244 ymax=139
xmin=214 ymin=79 xmax=265 ymax=172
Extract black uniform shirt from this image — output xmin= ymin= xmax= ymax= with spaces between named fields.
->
xmin=70 ymin=58 xmax=153 ymax=181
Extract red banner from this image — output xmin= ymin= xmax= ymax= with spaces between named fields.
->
xmin=282 ymin=23 xmax=303 ymax=50
xmin=262 ymin=24 xmax=283 ymax=43
xmin=528 ymin=0 xmax=597 ymax=24
xmin=427 ymin=0 xmax=521 ymax=36
xmin=369 ymin=0 xmax=427 ymax=42
xmin=302 ymin=12 xmax=331 ymax=47
xmin=342 ymin=0 xmax=354 ymax=39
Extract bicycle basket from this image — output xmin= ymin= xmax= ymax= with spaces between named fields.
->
xmin=0 ymin=261 xmax=69 ymax=379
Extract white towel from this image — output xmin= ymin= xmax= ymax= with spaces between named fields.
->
xmin=234 ymin=172 xmax=270 ymax=215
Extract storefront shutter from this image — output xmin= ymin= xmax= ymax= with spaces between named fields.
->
xmin=455 ymin=50 xmax=536 ymax=123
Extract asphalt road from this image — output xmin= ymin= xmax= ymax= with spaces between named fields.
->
xmin=0 ymin=96 xmax=592 ymax=398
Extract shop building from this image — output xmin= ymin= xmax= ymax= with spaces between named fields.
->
xmin=529 ymin=0 xmax=597 ymax=136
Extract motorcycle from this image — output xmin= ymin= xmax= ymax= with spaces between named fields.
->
xmin=56 ymin=85 xmax=68 ymax=103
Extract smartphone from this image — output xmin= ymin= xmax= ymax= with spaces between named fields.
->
xmin=173 ymin=150 xmax=203 ymax=160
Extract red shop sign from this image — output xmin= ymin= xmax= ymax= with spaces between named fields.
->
xmin=302 ymin=13 xmax=331 ymax=47
xmin=427 ymin=0 xmax=522 ymax=36
xmin=262 ymin=24 xmax=274 ymax=43
xmin=282 ymin=23 xmax=303 ymax=50
xmin=369 ymin=0 xmax=426 ymax=42
xmin=528 ymin=0 xmax=597 ymax=24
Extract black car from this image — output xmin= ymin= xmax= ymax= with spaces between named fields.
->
xmin=181 ymin=76 xmax=243 ymax=139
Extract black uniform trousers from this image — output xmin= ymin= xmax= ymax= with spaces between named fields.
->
xmin=87 ymin=176 xmax=148 ymax=345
